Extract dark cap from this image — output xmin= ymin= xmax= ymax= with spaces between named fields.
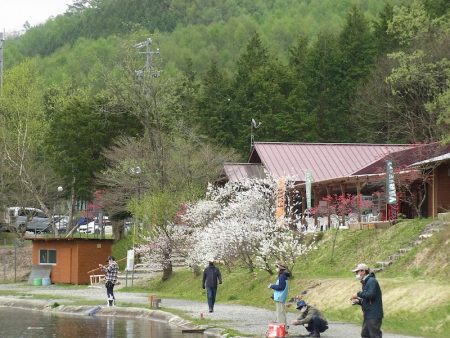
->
xmin=106 ymin=256 xmax=115 ymax=262
xmin=296 ymin=300 xmax=307 ymax=309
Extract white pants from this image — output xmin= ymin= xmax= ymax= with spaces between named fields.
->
xmin=276 ymin=301 xmax=287 ymax=325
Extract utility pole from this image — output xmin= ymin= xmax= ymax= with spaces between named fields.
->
xmin=133 ymin=37 xmax=160 ymax=78
xmin=0 ymin=30 xmax=4 ymax=96
xmin=133 ymin=37 xmax=161 ymax=141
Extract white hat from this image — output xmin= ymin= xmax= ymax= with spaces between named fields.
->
xmin=352 ymin=263 xmax=369 ymax=272
xmin=208 ymin=258 xmax=215 ymax=263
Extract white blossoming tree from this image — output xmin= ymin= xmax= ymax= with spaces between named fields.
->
xmin=184 ymin=177 xmax=315 ymax=275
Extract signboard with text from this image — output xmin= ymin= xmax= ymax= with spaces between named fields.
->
xmin=305 ymin=170 xmax=313 ymax=210
xmin=386 ymin=160 xmax=397 ymax=205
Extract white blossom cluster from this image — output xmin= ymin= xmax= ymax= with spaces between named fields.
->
xmin=184 ymin=177 xmax=314 ymax=274
xmin=135 ymin=222 xmax=191 ymax=270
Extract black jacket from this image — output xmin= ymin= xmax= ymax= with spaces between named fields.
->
xmin=357 ymin=272 xmax=384 ymax=319
xmin=202 ymin=265 xmax=222 ymax=288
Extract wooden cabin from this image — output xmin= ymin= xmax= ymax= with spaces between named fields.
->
xmin=31 ymin=238 xmax=113 ymax=284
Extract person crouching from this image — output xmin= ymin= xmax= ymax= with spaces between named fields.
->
xmin=291 ymin=300 xmax=328 ymax=337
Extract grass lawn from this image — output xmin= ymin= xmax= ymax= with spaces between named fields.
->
xmin=117 ymin=218 xmax=450 ymax=338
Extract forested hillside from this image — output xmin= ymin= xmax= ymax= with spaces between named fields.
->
xmin=0 ymin=0 xmax=449 ymax=220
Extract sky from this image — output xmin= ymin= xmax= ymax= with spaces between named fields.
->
xmin=0 ymin=0 xmax=71 ymax=33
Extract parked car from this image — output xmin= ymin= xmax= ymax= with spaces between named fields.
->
xmin=79 ymin=218 xmax=112 ymax=234
xmin=52 ymin=215 xmax=69 ymax=233
xmin=9 ymin=207 xmax=51 ymax=233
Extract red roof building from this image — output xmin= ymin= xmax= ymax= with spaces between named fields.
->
xmin=220 ymin=142 xmax=450 ymax=221
xmin=248 ymin=142 xmax=415 ymax=182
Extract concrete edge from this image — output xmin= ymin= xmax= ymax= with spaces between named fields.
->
xmin=0 ymin=297 xmax=224 ymax=337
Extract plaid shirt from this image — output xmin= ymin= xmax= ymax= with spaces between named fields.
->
xmin=102 ymin=261 xmax=119 ymax=284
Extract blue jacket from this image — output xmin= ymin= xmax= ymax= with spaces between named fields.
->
xmin=202 ymin=265 xmax=222 ymax=288
xmin=270 ymin=271 xmax=290 ymax=302
xmin=357 ymin=272 xmax=383 ymax=319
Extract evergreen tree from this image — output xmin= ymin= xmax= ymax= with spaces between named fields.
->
xmin=372 ymin=3 xmax=400 ymax=55
xmin=303 ymin=32 xmax=343 ymax=141
xmin=287 ymin=34 xmax=318 ymax=141
xmin=232 ymin=33 xmax=297 ymax=153
xmin=195 ymin=61 xmax=236 ymax=147
xmin=339 ymin=6 xmax=376 ymax=98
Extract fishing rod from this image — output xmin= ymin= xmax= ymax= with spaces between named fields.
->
xmin=86 ymin=257 xmax=127 ymax=274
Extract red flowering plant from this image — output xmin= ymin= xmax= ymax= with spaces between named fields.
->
xmin=311 ymin=194 xmax=372 ymax=227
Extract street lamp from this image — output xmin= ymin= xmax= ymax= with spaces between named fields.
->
xmin=129 ymin=167 xmax=141 ymax=243
xmin=127 ymin=166 xmax=141 ymax=287
xmin=54 ymin=186 xmax=64 ymax=236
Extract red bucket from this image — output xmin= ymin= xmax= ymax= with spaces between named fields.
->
xmin=266 ymin=322 xmax=287 ymax=338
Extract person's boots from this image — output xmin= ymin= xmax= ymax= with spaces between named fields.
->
xmin=310 ymin=332 xmax=320 ymax=338
xmin=108 ymin=296 xmax=114 ymax=307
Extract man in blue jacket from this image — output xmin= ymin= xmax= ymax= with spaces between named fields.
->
xmin=202 ymin=258 xmax=222 ymax=313
xmin=350 ymin=263 xmax=383 ymax=338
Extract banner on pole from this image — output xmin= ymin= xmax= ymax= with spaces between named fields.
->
xmin=305 ymin=170 xmax=313 ymax=210
xmin=386 ymin=160 xmax=397 ymax=205
xmin=275 ymin=177 xmax=286 ymax=221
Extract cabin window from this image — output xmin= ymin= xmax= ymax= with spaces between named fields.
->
xmin=39 ymin=249 xmax=56 ymax=264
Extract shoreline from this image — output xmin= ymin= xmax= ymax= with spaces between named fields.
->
xmin=0 ymin=297 xmax=223 ymax=337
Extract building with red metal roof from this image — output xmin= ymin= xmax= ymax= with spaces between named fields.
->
xmin=247 ymin=142 xmax=415 ymax=182
xmin=220 ymin=141 xmax=450 ymax=221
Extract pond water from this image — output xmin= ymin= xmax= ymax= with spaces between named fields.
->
xmin=0 ymin=307 xmax=206 ymax=338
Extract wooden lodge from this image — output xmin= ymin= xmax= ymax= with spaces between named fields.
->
xmin=219 ymin=142 xmax=450 ymax=225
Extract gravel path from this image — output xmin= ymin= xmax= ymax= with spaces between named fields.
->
xmin=0 ymin=284 xmax=421 ymax=338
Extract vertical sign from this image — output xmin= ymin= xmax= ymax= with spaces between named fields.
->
xmin=126 ymin=249 xmax=135 ymax=272
xmin=275 ymin=177 xmax=286 ymax=222
xmin=305 ymin=170 xmax=313 ymax=210
xmin=386 ymin=160 xmax=397 ymax=205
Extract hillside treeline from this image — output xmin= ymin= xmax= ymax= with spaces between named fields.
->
xmin=0 ymin=0 xmax=449 ymax=218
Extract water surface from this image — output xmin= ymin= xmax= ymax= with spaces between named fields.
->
xmin=0 ymin=307 xmax=205 ymax=338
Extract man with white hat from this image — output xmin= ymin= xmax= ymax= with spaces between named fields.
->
xmin=350 ymin=263 xmax=383 ymax=338
xmin=202 ymin=258 xmax=222 ymax=313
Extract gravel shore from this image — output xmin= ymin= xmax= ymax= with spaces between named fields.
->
xmin=0 ymin=283 xmax=421 ymax=338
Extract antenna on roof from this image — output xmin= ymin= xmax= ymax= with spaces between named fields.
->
xmin=251 ymin=118 xmax=262 ymax=149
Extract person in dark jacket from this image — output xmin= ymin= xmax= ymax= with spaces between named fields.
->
xmin=268 ymin=261 xmax=291 ymax=325
xmin=292 ymin=300 xmax=328 ymax=337
xmin=350 ymin=263 xmax=383 ymax=338
xmin=202 ymin=258 xmax=222 ymax=313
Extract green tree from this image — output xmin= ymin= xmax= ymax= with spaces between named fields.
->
xmin=44 ymin=87 xmax=140 ymax=227
xmin=232 ymin=33 xmax=297 ymax=153
xmin=338 ymin=5 xmax=377 ymax=140
xmin=287 ymin=34 xmax=318 ymax=141
xmin=372 ymin=3 xmax=400 ymax=55
xmin=303 ymin=31 xmax=343 ymax=141
xmin=0 ymin=60 xmax=59 ymax=217
xmin=353 ymin=0 xmax=450 ymax=143
xmin=423 ymin=0 xmax=450 ymax=17
xmin=195 ymin=61 xmax=236 ymax=147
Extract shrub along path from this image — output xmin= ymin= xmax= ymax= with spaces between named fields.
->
xmin=0 ymin=283 xmax=420 ymax=338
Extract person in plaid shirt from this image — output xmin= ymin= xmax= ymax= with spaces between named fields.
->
xmin=99 ymin=256 xmax=119 ymax=306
